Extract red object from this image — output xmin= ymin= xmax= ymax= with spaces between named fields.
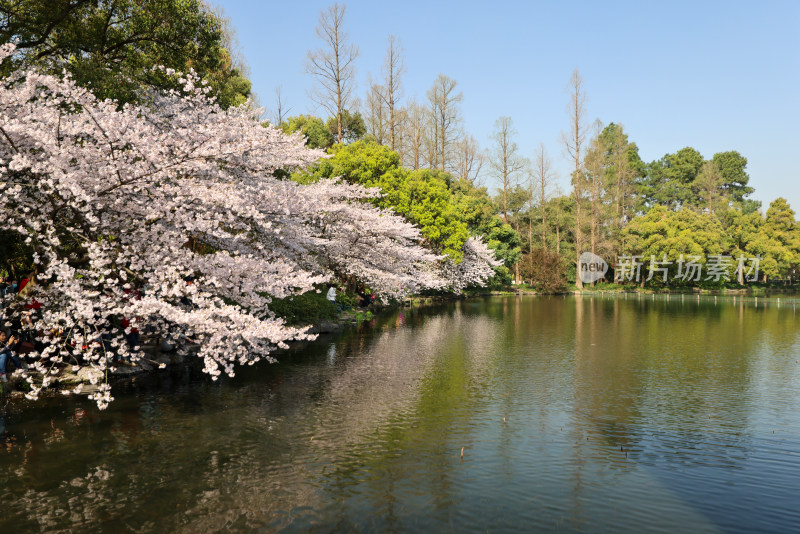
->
xmin=121 ymin=317 xmax=139 ymax=334
xmin=24 ymin=298 xmax=42 ymax=310
xmin=122 ymin=289 xmax=141 ymax=333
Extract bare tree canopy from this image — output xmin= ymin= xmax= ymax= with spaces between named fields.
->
xmin=381 ymin=34 xmax=405 ymax=150
xmin=272 ymin=85 xmax=291 ymax=127
xmin=454 ymin=134 xmax=485 ymax=185
xmin=402 ymin=98 xmax=426 ymax=170
xmin=305 ymin=3 xmax=359 ymax=143
xmin=365 ymin=79 xmax=388 ymax=145
xmin=561 ymin=68 xmax=588 ymax=288
xmin=489 ymin=116 xmax=528 ymax=223
xmin=426 ymin=74 xmax=463 ymax=172
xmin=532 ymin=143 xmax=554 ymax=248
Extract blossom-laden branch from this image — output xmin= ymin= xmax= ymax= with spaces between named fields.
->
xmin=0 ymin=44 xmax=499 ymax=408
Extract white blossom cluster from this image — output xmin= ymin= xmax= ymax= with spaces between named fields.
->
xmin=0 ymin=45 xmax=499 ymax=408
xmin=438 ymin=237 xmax=504 ymax=292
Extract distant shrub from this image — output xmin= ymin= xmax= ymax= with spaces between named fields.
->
xmin=522 ymin=248 xmax=567 ymax=293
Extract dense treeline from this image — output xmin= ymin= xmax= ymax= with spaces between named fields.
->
xmin=4 ymin=1 xmax=798 ymax=292
xmin=280 ymin=5 xmax=799 ymax=290
xmin=0 ymin=0 xmax=797 ymax=408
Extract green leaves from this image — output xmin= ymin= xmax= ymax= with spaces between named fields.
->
xmin=318 ymin=140 xmax=400 ymax=186
xmin=713 ymin=151 xmax=754 ymax=204
xmin=306 ymin=140 xmax=518 ymax=265
xmin=623 ymin=198 xmax=800 ymax=284
xmin=754 ymin=198 xmax=800 ymax=278
xmin=1 ymin=0 xmax=251 ymax=107
xmin=622 ymin=206 xmax=727 ymax=285
xmin=282 ymin=115 xmax=334 ymax=150
xmin=639 ymin=147 xmax=757 ymax=214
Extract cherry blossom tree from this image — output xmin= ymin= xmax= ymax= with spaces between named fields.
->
xmin=0 ymin=44 xmax=500 ymax=408
xmin=439 ymin=237 xmax=504 ymax=292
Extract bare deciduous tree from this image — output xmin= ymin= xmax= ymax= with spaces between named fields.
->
xmin=422 ymin=109 xmax=438 ymax=169
xmin=402 ymin=99 xmax=425 ymax=170
xmin=532 ymin=143 xmax=554 ymax=249
xmin=381 ymin=35 xmax=405 ymax=150
xmin=489 ymin=116 xmax=527 ymax=223
xmin=393 ymin=106 xmax=407 ymax=160
xmin=454 ymin=134 xmax=485 ymax=184
xmin=552 ymin=185 xmax=567 ymax=255
xmin=305 ymin=3 xmax=359 ymax=143
xmin=365 ymin=79 xmax=387 ymax=144
xmin=561 ymin=69 xmax=588 ymax=289
xmin=426 ymin=74 xmax=462 ymax=172
xmin=273 ymin=86 xmax=291 ymax=127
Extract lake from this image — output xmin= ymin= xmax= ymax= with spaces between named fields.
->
xmin=1 ymin=295 xmax=799 ymax=532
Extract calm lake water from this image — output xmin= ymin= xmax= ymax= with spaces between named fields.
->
xmin=2 ymin=295 xmax=800 ymax=533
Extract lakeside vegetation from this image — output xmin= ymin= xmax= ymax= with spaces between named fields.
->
xmin=4 ymin=1 xmax=799 ymax=294
xmin=1 ymin=1 xmax=799 ymax=407
xmin=273 ymin=4 xmax=800 ymax=293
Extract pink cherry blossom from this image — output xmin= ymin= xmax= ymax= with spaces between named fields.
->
xmin=0 ymin=45 xmax=500 ymax=408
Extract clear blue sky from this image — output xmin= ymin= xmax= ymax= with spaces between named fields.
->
xmin=218 ymin=0 xmax=799 ymax=211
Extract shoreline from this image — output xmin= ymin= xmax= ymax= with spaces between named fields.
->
xmin=0 ymin=293 xmax=505 ymax=403
xmin=4 ymin=285 xmax=797 ymax=403
xmin=0 ymin=304 xmax=392 ymax=403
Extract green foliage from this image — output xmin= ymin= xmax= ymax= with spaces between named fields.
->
xmin=598 ymin=125 xmax=647 ymax=175
xmin=336 ymin=290 xmax=358 ymax=310
xmin=326 ymin=109 xmax=366 ymax=144
xmin=739 ymin=198 xmax=762 ymax=215
xmin=355 ymin=310 xmax=374 ymax=323
xmin=642 ymin=147 xmax=704 ymax=210
xmin=481 ymin=218 xmax=522 ymax=267
xmin=692 ymin=160 xmax=726 ymax=212
xmin=450 ymin=178 xmax=522 ymax=267
xmin=622 ymin=205 xmax=727 ymax=285
xmin=486 ymin=265 xmax=513 ymax=289
xmin=542 ymin=195 xmax=576 ymax=259
xmin=494 ymin=184 xmax=529 ymax=224
xmin=395 ymin=169 xmax=470 ymax=260
xmin=746 ymin=198 xmax=800 ymax=279
xmin=713 ymin=151 xmax=754 ymax=204
xmin=450 ymin=178 xmax=497 ymax=231
xmin=597 ymin=123 xmax=647 ymax=214
xmin=1 ymin=0 xmax=251 ymax=108
xmin=619 ymin=198 xmax=800 ymax=285
xmin=317 ymin=140 xmax=400 ymax=185
xmin=718 ymin=207 xmax=763 ymax=258
xmin=307 ymin=141 xmax=524 ymax=268
xmin=314 ymin=141 xmax=473 ymax=261
xmin=638 ymin=147 xmax=757 ymax=216
xmin=267 ymin=291 xmax=338 ymax=325
xmin=584 ymin=281 xmax=626 ymax=291
xmin=282 ymin=115 xmax=334 ymax=149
